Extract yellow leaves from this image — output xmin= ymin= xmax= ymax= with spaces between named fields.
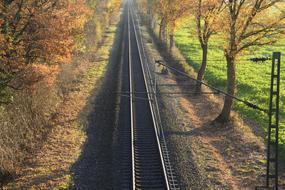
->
xmin=0 ymin=0 xmax=82 ymax=89
xmin=27 ymin=65 xmax=60 ymax=87
xmin=67 ymin=0 xmax=92 ymax=30
xmin=69 ymin=0 xmax=91 ymax=15
xmin=0 ymin=0 xmax=122 ymax=95
xmin=0 ymin=34 xmax=4 ymax=57
xmin=154 ymin=0 xmax=191 ymax=30
xmin=72 ymin=15 xmax=88 ymax=31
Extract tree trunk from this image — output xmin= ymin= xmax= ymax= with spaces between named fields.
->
xmin=148 ymin=9 xmax=152 ymax=28
xmin=159 ymin=17 xmax=166 ymax=41
xmin=195 ymin=43 xmax=208 ymax=93
xmin=215 ymin=54 xmax=236 ymax=123
xmin=151 ymin=18 xmax=156 ymax=30
xmin=169 ymin=21 xmax=176 ymax=52
xmin=169 ymin=34 xmax=174 ymax=52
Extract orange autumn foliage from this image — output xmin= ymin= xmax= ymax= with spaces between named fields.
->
xmin=0 ymin=0 xmax=91 ymax=99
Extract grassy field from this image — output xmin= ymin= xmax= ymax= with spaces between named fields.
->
xmin=174 ymin=23 xmax=285 ymax=155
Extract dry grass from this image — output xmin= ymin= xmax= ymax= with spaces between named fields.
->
xmin=0 ymin=82 xmax=59 ymax=186
xmin=3 ymin=125 xmax=85 ymax=190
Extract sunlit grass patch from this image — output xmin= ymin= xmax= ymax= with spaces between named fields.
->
xmin=175 ymin=24 xmax=285 ymax=156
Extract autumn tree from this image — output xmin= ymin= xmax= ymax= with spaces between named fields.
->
xmin=0 ymin=0 xmax=89 ymax=103
xmin=0 ymin=0 xmax=122 ymax=182
xmin=84 ymin=0 xmax=121 ymax=50
xmin=192 ymin=0 xmax=224 ymax=93
xmin=153 ymin=0 xmax=191 ymax=50
xmin=137 ymin=0 xmax=155 ymax=27
xmin=216 ymin=0 xmax=285 ymax=123
xmin=167 ymin=0 xmax=191 ymax=51
xmin=153 ymin=0 xmax=168 ymax=41
xmin=138 ymin=0 xmax=168 ymax=40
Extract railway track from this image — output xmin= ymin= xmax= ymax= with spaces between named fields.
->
xmin=118 ymin=1 xmax=179 ymax=189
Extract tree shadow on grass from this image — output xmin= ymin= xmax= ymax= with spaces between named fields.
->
xmin=149 ymin=29 xmax=257 ymax=99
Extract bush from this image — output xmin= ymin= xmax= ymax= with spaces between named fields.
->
xmin=0 ymin=82 xmax=59 ymax=185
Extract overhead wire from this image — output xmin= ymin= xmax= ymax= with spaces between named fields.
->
xmin=155 ymin=60 xmax=269 ymax=114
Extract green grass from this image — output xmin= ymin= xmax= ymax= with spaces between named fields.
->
xmin=174 ymin=23 xmax=285 ymax=156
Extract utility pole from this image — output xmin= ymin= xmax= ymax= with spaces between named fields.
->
xmin=256 ymin=52 xmax=281 ymax=190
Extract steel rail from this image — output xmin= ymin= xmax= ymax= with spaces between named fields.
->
xmin=117 ymin=91 xmax=220 ymax=95
xmin=129 ymin=1 xmax=170 ymax=189
xmin=130 ymin=2 xmax=179 ymax=189
xmin=127 ymin=6 xmax=136 ymax=190
xmin=131 ymin=2 xmax=179 ymax=189
xmin=132 ymin=3 xmax=180 ymax=187
xmin=132 ymin=6 xmax=161 ymax=137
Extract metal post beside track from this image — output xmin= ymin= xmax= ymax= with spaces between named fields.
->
xmin=257 ymin=52 xmax=281 ymax=190
xmin=266 ymin=52 xmax=281 ymax=190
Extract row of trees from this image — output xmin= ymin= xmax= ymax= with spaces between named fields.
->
xmin=0 ymin=0 xmax=121 ymax=182
xmin=138 ymin=0 xmax=285 ymax=123
xmin=0 ymin=0 xmax=121 ymax=104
